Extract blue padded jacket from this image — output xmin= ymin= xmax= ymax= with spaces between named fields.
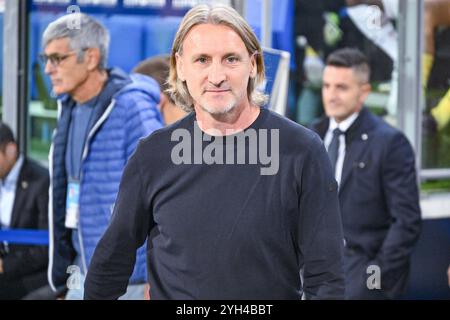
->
xmin=48 ymin=68 xmax=163 ymax=290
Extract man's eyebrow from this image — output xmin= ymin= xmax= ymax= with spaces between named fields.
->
xmin=190 ymin=52 xmax=246 ymax=61
xmin=43 ymin=50 xmax=68 ymax=56
xmin=223 ymin=52 xmax=243 ymax=57
xmin=191 ymin=53 xmax=210 ymax=61
xmin=322 ymin=82 xmax=349 ymax=88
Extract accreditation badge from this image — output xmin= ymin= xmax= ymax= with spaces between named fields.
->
xmin=65 ymin=181 xmax=80 ymax=229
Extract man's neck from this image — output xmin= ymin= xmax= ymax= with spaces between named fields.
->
xmin=330 ymin=112 xmax=360 ymax=132
xmin=71 ymin=69 xmax=108 ymax=104
xmin=194 ymin=101 xmax=260 ymax=136
xmin=163 ymin=102 xmax=187 ymax=125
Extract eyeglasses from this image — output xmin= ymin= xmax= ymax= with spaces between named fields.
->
xmin=39 ymin=51 xmax=77 ymax=67
xmin=40 ymin=47 xmax=90 ymax=67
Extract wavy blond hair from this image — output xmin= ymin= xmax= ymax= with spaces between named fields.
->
xmin=167 ymin=4 xmax=268 ymax=112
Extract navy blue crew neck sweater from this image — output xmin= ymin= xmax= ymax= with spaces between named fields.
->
xmin=85 ymin=108 xmax=345 ymax=300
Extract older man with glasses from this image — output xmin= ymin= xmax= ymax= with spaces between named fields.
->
xmin=41 ymin=13 xmax=163 ymax=299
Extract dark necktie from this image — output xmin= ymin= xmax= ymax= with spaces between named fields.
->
xmin=327 ymin=128 xmax=344 ymax=174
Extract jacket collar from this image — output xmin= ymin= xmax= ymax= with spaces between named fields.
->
xmin=58 ymin=68 xmax=131 ymax=131
xmin=10 ymin=157 xmax=29 ymax=228
xmin=312 ymin=107 xmax=376 ymax=140
xmin=343 ymin=107 xmax=376 ymax=145
xmin=338 ymin=108 xmax=377 ymax=192
xmin=312 ymin=108 xmax=378 ymax=192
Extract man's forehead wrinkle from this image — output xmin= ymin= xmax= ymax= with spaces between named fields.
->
xmin=183 ymin=24 xmax=246 ymax=55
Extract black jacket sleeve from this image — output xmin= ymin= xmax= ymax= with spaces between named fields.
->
xmin=84 ymin=142 xmax=154 ymax=299
xmin=375 ymin=132 xmax=421 ymax=291
xmin=2 ymin=166 xmax=49 ymax=278
xmin=297 ymin=135 xmax=345 ymax=299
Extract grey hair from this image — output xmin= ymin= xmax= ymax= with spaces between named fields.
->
xmin=167 ymin=4 xmax=268 ymax=112
xmin=42 ymin=13 xmax=110 ymax=70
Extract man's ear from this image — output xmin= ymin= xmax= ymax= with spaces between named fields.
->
xmin=85 ymin=48 xmax=101 ymax=71
xmin=175 ymin=52 xmax=185 ymax=82
xmin=159 ymin=93 xmax=168 ymax=111
xmin=5 ymin=143 xmax=17 ymax=160
xmin=360 ymin=82 xmax=372 ymax=103
xmin=250 ymin=53 xmax=257 ymax=79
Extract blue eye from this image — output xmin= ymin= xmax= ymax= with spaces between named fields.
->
xmin=197 ymin=57 xmax=208 ymax=64
xmin=226 ymin=56 xmax=239 ymax=63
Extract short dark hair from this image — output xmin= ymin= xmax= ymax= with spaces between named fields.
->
xmin=326 ymin=47 xmax=370 ymax=83
xmin=133 ymin=55 xmax=174 ymax=104
xmin=0 ymin=122 xmax=16 ymax=151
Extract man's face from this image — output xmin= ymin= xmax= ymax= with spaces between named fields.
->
xmin=322 ymin=66 xmax=371 ymax=122
xmin=43 ymin=38 xmax=90 ymax=96
xmin=0 ymin=143 xmax=16 ymax=180
xmin=176 ymin=23 xmax=256 ymax=115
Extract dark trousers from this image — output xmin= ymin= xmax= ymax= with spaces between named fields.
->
xmin=0 ymin=270 xmax=48 ymax=300
xmin=344 ymin=247 xmax=408 ymax=300
xmin=0 ymin=274 xmax=29 ymax=300
xmin=22 ymin=285 xmax=67 ymax=300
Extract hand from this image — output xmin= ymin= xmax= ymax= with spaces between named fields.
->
xmin=0 ymin=258 xmax=3 ymax=274
xmin=144 ymin=283 xmax=150 ymax=300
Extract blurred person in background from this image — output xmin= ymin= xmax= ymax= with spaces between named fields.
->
xmin=134 ymin=55 xmax=187 ymax=126
xmin=313 ymin=48 xmax=421 ymax=299
xmin=0 ymin=122 xmax=49 ymax=300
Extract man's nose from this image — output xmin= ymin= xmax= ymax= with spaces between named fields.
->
xmin=44 ymin=60 xmax=55 ymax=74
xmin=207 ymin=62 xmax=226 ymax=86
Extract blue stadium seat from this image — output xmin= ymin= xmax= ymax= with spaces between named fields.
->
xmin=245 ymin=0 xmax=295 ymax=69
xmin=30 ymin=12 xmax=63 ymax=101
xmin=103 ymin=15 xmax=145 ymax=73
xmin=143 ymin=16 xmax=181 ymax=59
xmin=0 ymin=13 xmax=3 ymax=98
xmin=30 ymin=12 xmax=44 ymax=100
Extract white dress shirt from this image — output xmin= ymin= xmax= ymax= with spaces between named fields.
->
xmin=0 ymin=155 xmax=24 ymax=228
xmin=324 ymin=113 xmax=359 ymax=185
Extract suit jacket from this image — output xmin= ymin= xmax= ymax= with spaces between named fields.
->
xmin=312 ymin=108 xmax=421 ymax=299
xmin=2 ymin=158 xmax=49 ymax=291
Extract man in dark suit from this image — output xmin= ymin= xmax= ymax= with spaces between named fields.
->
xmin=0 ymin=122 xmax=49 ymax=300
xmin=312 ymin=48 xmax=421 ymax=299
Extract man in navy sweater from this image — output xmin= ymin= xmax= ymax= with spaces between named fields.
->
xmin=85 ymin=4 xmax=345 ymax=300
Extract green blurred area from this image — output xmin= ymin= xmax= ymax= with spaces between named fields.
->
xmin=421 ymin=179 xmax=450 ymax=192
xmin=422 ymin=89 xmax=450 ymax=170
xmin=29 ymin=137 xmax=51 ymax=163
